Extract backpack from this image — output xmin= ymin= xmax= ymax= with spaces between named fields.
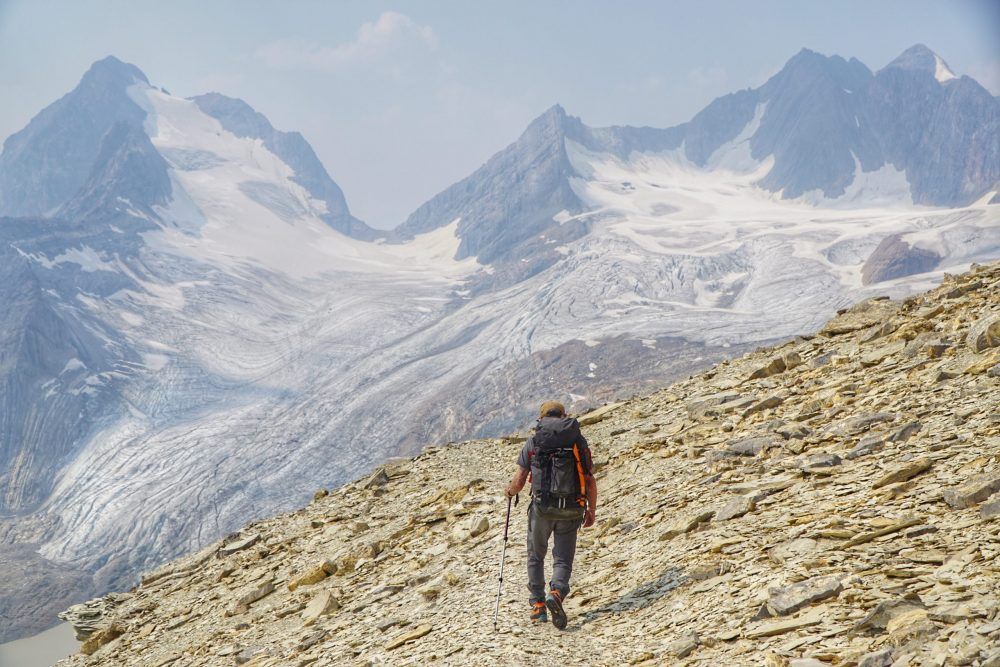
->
xmin=529 ymin=416 xmax=587 ymax=520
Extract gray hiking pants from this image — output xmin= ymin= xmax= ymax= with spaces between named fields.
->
xmin=526 ymin=503 xmax=582 ymax=604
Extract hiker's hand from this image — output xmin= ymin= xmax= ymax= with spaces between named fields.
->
xmin=504 ymin=485 xmax=516 ymax=499
xmin=583 ymin=508 xmax=596 ymax=528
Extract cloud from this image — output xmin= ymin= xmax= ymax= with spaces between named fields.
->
xmin=256 ymin=12 xmax=437 ymax=72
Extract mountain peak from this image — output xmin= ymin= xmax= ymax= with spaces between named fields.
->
xmin=80 ymin=56 xmax=149 ymax=89
xmin=541 ymin=103 xmax=567 ymax=118
xmin=526 ymin=103 xmax=570 ymax=129
xmin=0 ymin=56 xmax=148 ymax=217
xmin=774 ymin=47 xmax=868 ymax=78
xmin=883 ymin=44 xmax=956 ymax=83
xmin=763 ymin=47 xmax=873 ymax=97
xmin=521 ymin=103 xmax=587 ymax=145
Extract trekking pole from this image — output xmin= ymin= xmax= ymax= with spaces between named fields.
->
xmin=493 ymin=492 xmax=518 ymax=631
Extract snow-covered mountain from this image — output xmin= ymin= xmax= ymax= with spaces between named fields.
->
xmin=398 ymin=44 xmax=997 ymax=274
xmin=0 ymin=46 xmax=997 ymax=640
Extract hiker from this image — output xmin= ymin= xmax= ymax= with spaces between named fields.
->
xmin=504 ymin=401 xmax=597 ymax=629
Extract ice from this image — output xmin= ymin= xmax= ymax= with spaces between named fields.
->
xmin=934 ymin=54 xmax=957 ymax=83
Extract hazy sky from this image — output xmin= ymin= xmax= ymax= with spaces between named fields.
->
xmin=1 ymin=1 xmax=997 ymax=228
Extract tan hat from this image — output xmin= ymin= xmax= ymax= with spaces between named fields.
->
xmin=539 ymin=401 xmax=566 ymax=418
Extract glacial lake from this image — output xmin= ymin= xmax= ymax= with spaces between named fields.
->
xmin=0 ymin=622 xmax=78 ymax=667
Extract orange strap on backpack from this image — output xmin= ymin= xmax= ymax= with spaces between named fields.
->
xmin=571 ymin=443 xmax=586 ymax=507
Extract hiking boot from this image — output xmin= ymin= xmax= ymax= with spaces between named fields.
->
xmin=545 ymin=590 xmax=568 ymax=630
xmin=530 ymin=602 xmax=547 ymax=624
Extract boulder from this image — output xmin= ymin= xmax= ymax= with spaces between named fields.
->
xmin=981 ymin=498 xmax=1000 ymax=520
xmin=749 ymin=357 xmax=786 ymax=380
xmin=468 ymin=515 xmax=489 ymax=538
xmin=669 ymin=632 xmax=700 ymax=658
xmin=967 ymin=314 xmax=1000 ymax=352
xmin=742 ymin=395 xmax=784 ymax=417
xmin=942 ymin=473 xmax=1000 ymax=509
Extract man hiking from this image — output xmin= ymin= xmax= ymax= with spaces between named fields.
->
xmin=504 ymin=401 xmax=597 ymax=629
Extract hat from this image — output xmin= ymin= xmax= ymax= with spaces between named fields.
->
xmin=539 ymin=401 xmax=566 ymax=418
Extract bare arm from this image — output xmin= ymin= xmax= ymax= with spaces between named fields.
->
xmin=504 ymin=466 xmax=529 ymax=498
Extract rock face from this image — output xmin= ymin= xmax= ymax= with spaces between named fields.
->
xmin=861 ymin=234 xmax=941 ymax=286
xmin=395 ymin=104 xmax=590 ymax=263
xmin=55 ymin=262 xmax=1000 ymax=666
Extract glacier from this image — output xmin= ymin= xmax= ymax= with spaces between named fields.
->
xmin=30 ymin=86 xmax=1000 ymax=582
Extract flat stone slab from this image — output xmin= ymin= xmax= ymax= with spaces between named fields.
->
xmin=716 ymin=495 xmax=755 ymax=521
xmin=227 ymin=578 xmax=275 ymax=616
xmin=873 ymin=458 xmax=932 ymax=488
xmin=579 ymin=402 xmax=624 ymax=425
xmin=301 ymin=590 xmax=340 ymax=626
xmin=841 ymin=517 xmax=922 ymax=548
xmin=746 ymin=610 xmax=822 ymax=638
xmin=218 ymin=534 xmax=260 ymax=557
xmin=942 ymin=473 xmax=1000 ymax=509
xmin=767 ymin=575 xmax=843 ymax=616
xmin=385 ymin=623 xmax=433 ymax=650
xmin=659 ymin=509 xmax=715 ymax=541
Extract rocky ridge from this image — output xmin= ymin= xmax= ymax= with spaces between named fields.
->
xmin=58 ymin=263 xmax=1000 ymax=666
